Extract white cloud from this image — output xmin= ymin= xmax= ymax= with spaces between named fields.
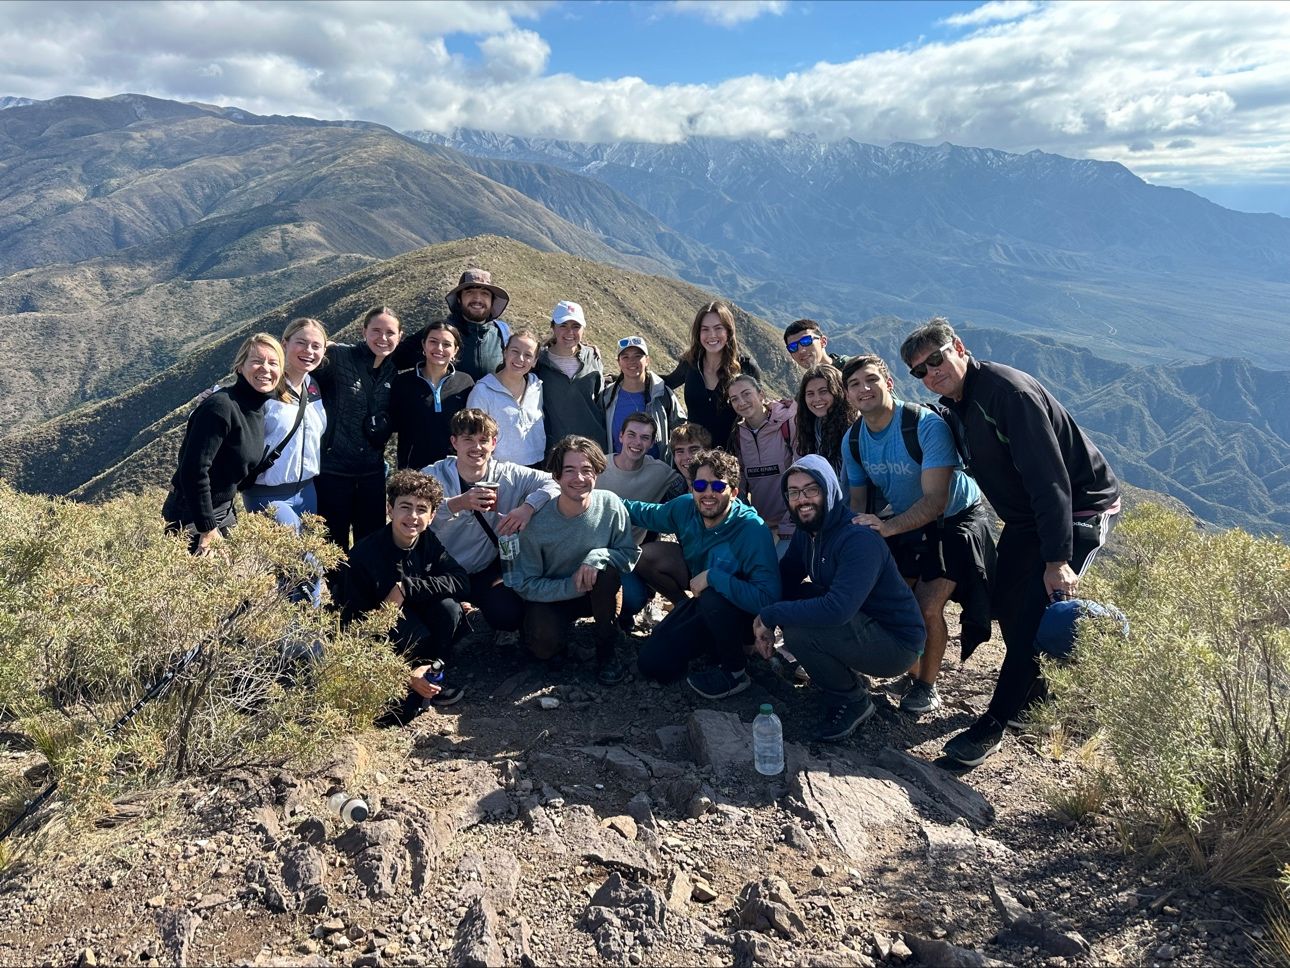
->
xmin=666 ymin=1 xmax=787 ymax=27
xmin=1 ymin=0 xmax=1288 ymax=188
xmin=941 ymin=1 xmax=1039 ymax=29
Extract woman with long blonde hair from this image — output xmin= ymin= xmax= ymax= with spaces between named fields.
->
xmin=663 ymin=300 xmax=761 ymax=446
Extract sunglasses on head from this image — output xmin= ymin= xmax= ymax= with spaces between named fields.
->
xmin=786 ymin=334 xmax=818 ymax=353
xmin=909 ymin=341 xmax=955 ymax=379
xmin=618 ymin=336 xmax=646 ymax=350
xmin=691 ymin=479 xmax=729 ymax=493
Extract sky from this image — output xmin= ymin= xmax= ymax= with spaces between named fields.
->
xmin=2 ymin=0 xmax=1289 ymax=215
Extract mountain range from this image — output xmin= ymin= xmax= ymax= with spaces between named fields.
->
xmin=0 ymin=93 xmax=1287 ymax=535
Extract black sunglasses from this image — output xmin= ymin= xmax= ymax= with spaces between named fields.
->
xmin=691 ymin=479 xmax=730 ymax=493
xmin=909 ymin=341 xmax=954 ymax=379
xmin=786 ymin=334 xmax=817 ymax=353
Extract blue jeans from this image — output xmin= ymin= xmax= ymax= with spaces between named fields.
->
xmin=243 ymin=479 xmax=322 ymax=607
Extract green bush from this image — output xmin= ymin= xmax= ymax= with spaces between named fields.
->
xmin=0 ymin=481 xmax=406 ymax=821
xmin=1046 ymin=503 xmax=1290 ymax=901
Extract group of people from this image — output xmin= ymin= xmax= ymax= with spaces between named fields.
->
xmin=162 ymin=266 xmax=1120 ymax=766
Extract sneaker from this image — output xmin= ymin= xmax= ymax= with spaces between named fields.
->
xmin=768 ymin=653 xmax=810 ymax=686
xmin=817 ymin=694 xmax=877 ymax=742
xmin=942 ymin=714 xmax=1005 ymax=766
xmin=428 ymin=683 xmax=465 ymax=707
xmin=883 ymin=673 xmax=915 ymax=698
xmin=1006 ymin=679 xmax=1050 ymax=728
xmin=597 ymin=656 xmax=629 ymax=686
xmin=686 ymin=667 xmax=751 ymax=700
xmin=899 ymin=679 xmax=942 ymax=715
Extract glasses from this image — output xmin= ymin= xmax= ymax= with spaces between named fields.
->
xmin=786 ymin=334 xmax=818 ymax=353
xmin=618 ymin=336 xmax=647 ymax=350
xmin=691 ymin=479 xmax=730 ymax=493
xmin=909 ymin=341 xmax=954 ymax=379
xmin=785 ymin=484 xmax=823 ymax=501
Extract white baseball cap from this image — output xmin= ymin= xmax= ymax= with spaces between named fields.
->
xmin=551 ymin=300 xmax=587 ymax=327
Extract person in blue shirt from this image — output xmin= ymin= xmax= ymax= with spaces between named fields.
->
xmin=840 ymin=354 xmax=995 ymax=717
xmin=754 ymin=456 xmax=925 ymax=742
xmin=623 ymin=448 xmax=781 ymax=700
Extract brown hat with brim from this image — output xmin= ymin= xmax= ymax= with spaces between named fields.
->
xmin=446 ymin=268 xmax=509 ymax=320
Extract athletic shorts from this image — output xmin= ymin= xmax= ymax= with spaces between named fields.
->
xmin=887 ymin=501 xmax=993 ymax=587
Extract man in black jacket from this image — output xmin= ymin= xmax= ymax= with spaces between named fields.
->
xmin=901 ymin=318 xmax=1120 ymax=766
xmin=396 ymin=268 xmax=511 ymax=380
xmin=339 ymin=469 xmax=470 ymax=714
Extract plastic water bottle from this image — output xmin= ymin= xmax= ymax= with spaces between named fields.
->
xmin=498 ymin=533 xmax=521 ymax=588
xmin=752 ymin=703 xmax=784 ymax=776
xmin=328 ymin=791 xmax=369 ymax=824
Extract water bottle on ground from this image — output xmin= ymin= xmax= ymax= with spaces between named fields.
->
xmin=498 ymin=532 xmax=521 ymax=587
xmin=753 ymin=703 xmax=785 ymax=776
xmin=328 ymin=791 xmax=369 ymax=824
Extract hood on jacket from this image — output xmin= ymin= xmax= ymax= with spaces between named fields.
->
xmin=781 ymin=454 xmax=848 ymax=528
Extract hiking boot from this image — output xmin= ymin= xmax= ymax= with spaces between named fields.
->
xmin=817 ymin=694 xmax=877 ymax=742
xmin=899 ymin=678 xmax=942 ymax=715
xmin=942 ymin=714 xmax=1005 ymax=766
xmin=597 ymin=655 xmax=629 ymax=686
xmin=883 ymin=672 xmax=915 ymax=698
xmin=686 ymin=667 xmax=751 ymax=700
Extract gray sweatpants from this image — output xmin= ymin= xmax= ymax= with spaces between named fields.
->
xmin=784 ymin=613 xmax=923 ymax=701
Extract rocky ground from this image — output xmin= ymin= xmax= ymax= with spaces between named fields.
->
xmin=0 ymin=612 xmax=1267 ymax=968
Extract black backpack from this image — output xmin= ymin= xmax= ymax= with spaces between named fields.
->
xmin=847 ymin=401 xmax=971 ymax=515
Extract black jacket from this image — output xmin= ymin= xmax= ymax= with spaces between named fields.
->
xmin=941 ymin=359 xmax=1119 ymax=562
xmin=536 ymin=344 xmax=607 ymax=451
xmin=314 ymin=343 xmax=399 ymax=477
xmin=389 ymin=365 xmax=475 ymax=470
xmin=663 ymin=355 xmax=762 ymax=447
xmin=339 ymin=525 xmax=469 ymax=626
xmin=395 ymin=312 xmax=508 ymax=381
xmin=168 ymin=375 xmax=271 ymax=533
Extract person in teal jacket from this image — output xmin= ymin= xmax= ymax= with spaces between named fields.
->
xmin=624 ymin=447 xmax=780 ymax=700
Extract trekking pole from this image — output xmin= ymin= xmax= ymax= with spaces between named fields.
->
xmin=0 ymin=600 xmax=248 ymax=844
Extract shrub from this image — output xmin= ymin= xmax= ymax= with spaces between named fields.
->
xmin=0 ymin=481 xmax=406 ymax=823
xmin=1045 ymin=503 xmax=1290 ymax=903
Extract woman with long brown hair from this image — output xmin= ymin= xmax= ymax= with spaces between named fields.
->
xmin=794 ymin=363 xmax=855 ymax=475
xmin=663 ymin=300 xmax=761 ymax=446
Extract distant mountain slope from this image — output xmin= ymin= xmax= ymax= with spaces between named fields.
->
xmin=0 ymin=236 xmax=798 ymax=500
xmin=833 ymin=320 xmax=1290 ymax=535
xmin=416 ymin=130 xmax=1290 ymax=368
xmin=0 ymin=94 xmax=714 ymax=430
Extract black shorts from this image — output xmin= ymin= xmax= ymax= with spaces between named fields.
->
xmin=886 ymin=502 xmax=993 ymax=587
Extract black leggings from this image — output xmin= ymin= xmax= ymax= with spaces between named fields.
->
xmin=315 ymin=470 xmax=386 ymax=552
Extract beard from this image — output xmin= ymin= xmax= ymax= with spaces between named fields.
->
xmin=790 ymin=503 xmax=826 ymax=533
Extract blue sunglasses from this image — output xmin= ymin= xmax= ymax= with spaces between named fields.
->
xmin=786 ymin=334 xmax=818 ymax=353
xmin=691 ymin=479 xmax=730 ymax=493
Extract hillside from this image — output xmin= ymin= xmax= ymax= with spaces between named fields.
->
xmin=0 ymin=236 xmax=798 ymax=501
xmin=0 ymin=95 xmax=708 ymax=430
xmin=417 ymin=130 xmax=1290 ymax=368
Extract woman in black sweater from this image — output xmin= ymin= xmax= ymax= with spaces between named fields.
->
xmin=662 ymin=300 xmax=761 ymax=446
xmin=388 ymin=320 xmax=475 ymax=470
xmin=163 ymin=333 xmax=283 ymax=555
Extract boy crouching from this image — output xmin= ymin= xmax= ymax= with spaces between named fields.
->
xmin=339 ymin=469 xmax=469 ymax=720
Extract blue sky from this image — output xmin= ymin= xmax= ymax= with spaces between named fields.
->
xmin=2 ymin=0 xmax=1289 ymax=215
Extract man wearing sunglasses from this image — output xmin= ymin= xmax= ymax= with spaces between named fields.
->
xmin=754 ymin=457 xmax=925 ymax=742
xmin=900 ymin=318 xmax=1120 ymax=766
xmin=783 ymin=319 xmax=849 ymax=371
xmin=623 ymin=448 xmax=781 ymax=699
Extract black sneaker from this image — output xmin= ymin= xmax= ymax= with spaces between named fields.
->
xmin=883 ymin=673 xmax=915 ymax=698
xmin=686 ymin=667 xmax=751 ymax=700
xmin=899 ymin=679 xmax=942 ymax=715
xmin=429 ymin=683 xmax=465 ymax=707
xmin=942 ymin=714 xmax=1005 ymax=766
xmin=597 ymin=656 xmax=629 ymax=686
xmin=817 ymin=694 xmax=877 ymax=742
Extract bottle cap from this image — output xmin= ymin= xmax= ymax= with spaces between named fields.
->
xmin=759 ymin=703 xmax=773 ymax=715
xmin=347 ymin=800 xmax=369 ymax=822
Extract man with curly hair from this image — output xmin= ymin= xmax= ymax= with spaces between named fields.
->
xmin=339 ymin=469 xmax=469 ymax=716
xmin=625 ymin=448 xmax=781 ymax=699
